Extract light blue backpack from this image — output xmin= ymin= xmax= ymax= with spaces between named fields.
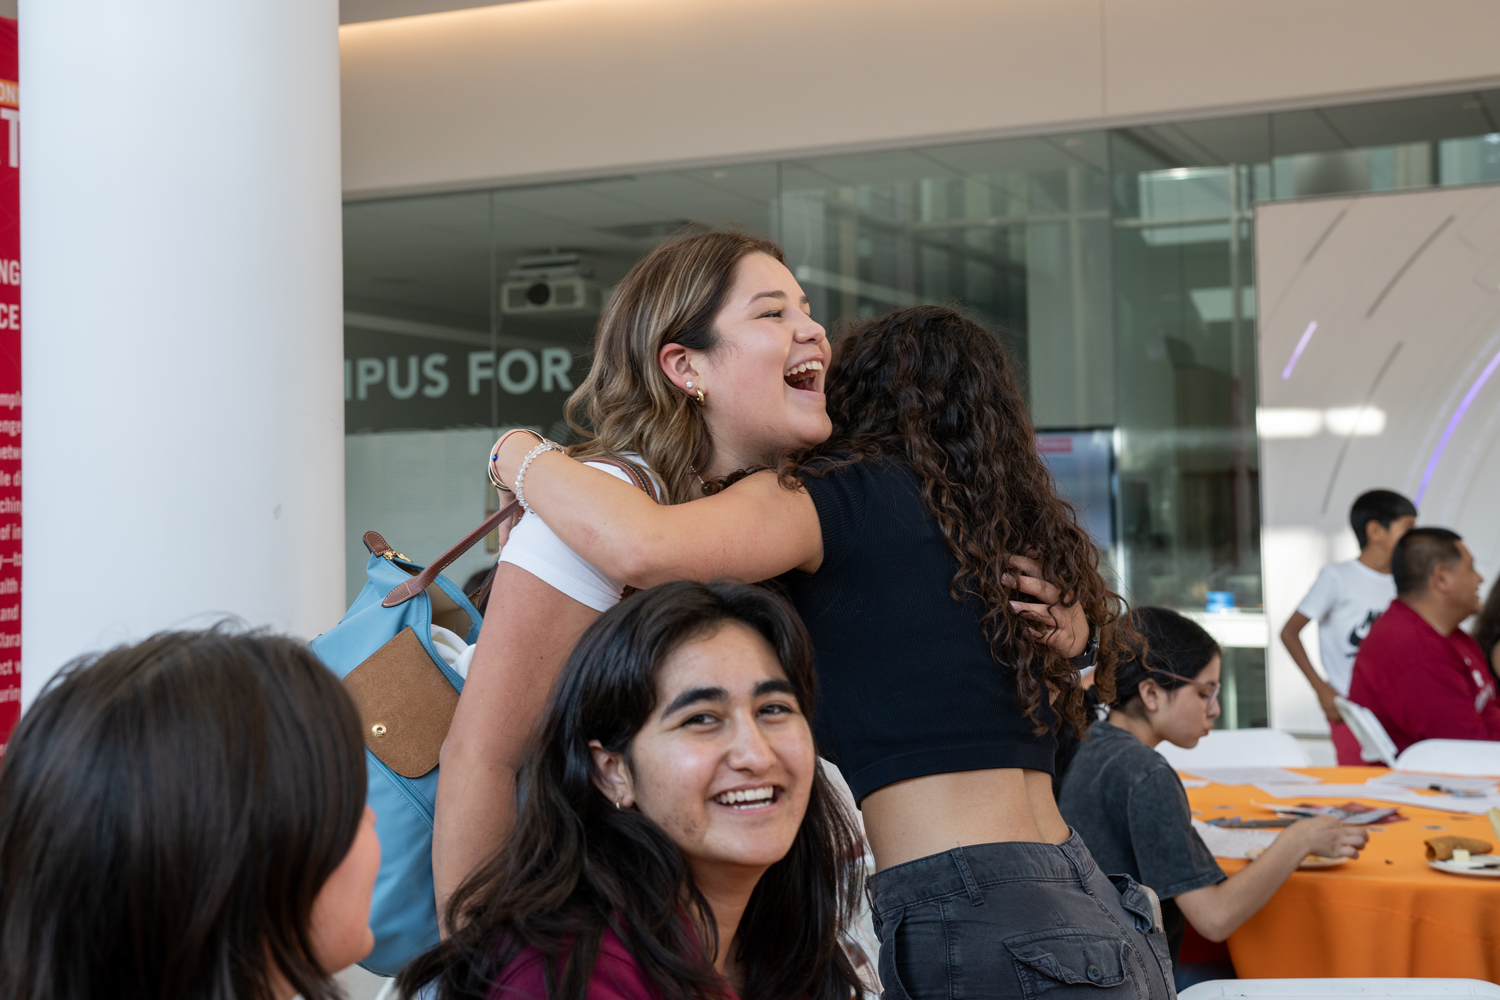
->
xmin=310 ymin=457 xmax=656 ymax=977
xmin=309 ymin=508 xmax=509 ymax=976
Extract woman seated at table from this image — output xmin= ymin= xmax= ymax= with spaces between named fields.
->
xmin=400 ymin=580 xmax=863 ymax=1000
xmin=1058 ymin=607 xmax=1368 ymax=964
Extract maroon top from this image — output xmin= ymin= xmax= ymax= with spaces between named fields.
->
xmin=1349 ymin=599 xmax=1500 ymax=753
xmin=489 ymin=926 xmax=738 ymax=1000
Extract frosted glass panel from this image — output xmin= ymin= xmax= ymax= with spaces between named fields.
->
xmin=1256 ymin=183 xmax=1500 ymax=731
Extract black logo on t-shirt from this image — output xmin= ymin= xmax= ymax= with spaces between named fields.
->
xmin=1348 ymin=609 xmax=1381 ymax=650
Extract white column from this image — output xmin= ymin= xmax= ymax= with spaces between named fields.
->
xmin=19 ymin=0 xmax=345 ymax=704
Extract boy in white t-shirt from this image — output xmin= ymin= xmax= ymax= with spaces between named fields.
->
xmin=1280 ymin=489 xmax=1417 ymax=764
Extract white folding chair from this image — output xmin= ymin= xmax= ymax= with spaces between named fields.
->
xmin=1335 ymin=696 xmax=1398 ymax=767
xmin=1155 ymin=728 xmax=1311 ymax=770
xmin=1394 ymin=739 xmax=1500 ymax=776
xmin=1180 ymin=978 xmax=1500 ymax=999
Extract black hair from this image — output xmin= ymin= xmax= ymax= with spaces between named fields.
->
xmin=0 ymin=628 xmax=367 ymax=1000
xmin=401 ymin=580 xmax=864 ymax=1000
xmin=1110 ymin=606 xmax=1220 ymax=709
xmin=1350 ymin=489 xmax=1417 ymax=548
xmin=1055 ymin=607 xmax=1218 ymax=791
xmin=1393 ymin=526 xmax=1464 ymax=596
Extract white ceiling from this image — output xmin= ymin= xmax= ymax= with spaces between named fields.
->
xmin=339 ymin=0 xmax=528 ymax=25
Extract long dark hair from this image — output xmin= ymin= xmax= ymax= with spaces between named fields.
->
xmin=0 ymin=628 xmax=367 ymax=1000
xmin=401 ymin=581 xmax=864 ymax=1000
xmin=781 ymin=305 xmax=1131 ymax=736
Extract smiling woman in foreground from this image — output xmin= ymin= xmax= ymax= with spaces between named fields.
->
xmin=402 ymin=581 xmax=864 ymax=1000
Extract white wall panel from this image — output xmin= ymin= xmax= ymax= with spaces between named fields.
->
xmin=341 ymin=0 xmax=1500 ymax=198
xmin=340 ymin=0 xmax=1104 ymax=197
xmin=1256 ymin=184 xmax=1500 ymax=732
xmin=1104 ymin=0 xmax=1500 ymax=119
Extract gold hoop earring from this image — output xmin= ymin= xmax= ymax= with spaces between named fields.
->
xmin=685 ymin=380 xmax=706 ymax=406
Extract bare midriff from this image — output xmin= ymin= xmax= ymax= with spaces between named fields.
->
xmin=860 ymin=768 xmax=1070 ymax=871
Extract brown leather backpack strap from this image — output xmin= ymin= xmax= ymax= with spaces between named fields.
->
xmin=468 ymin=564 xmax=499 ymax=611
xmin=381 ymin=454 xmax=657 ymax=610
xmin=382 ymin=497 xmax=521 ymax=608
xmin=363 ymin=530 xmax=398 ymax=557
xmin=462 ymin=458 xmax=653 ymax=613
xmin=588 ymin=456 xmax=660 ymax=503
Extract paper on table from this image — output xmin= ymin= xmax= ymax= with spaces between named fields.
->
xmin=1256 ymin=783 xmax=1396 ymax=799
xmin=1375 ymin=790 xmax=1500 ymax=815
xmin=1254 ymin=783 xmax=1500 ymax=816
xmin=1180 ymin=777 xmax=1211 ymax=789
xmin=1192 ymin=817 xmax=1280 ymax=859
xmin=1367 ymin=772 xmax=1498 ymax=794
xmin=1181 ymin=767 xmax=1322 ymax=786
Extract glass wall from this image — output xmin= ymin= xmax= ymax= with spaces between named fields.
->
xmin=343 ymin=87 xmax=1500 ymax=729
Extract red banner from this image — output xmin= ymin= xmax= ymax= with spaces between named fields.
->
xmin=0 ymin=17 xmax=18 ymax=751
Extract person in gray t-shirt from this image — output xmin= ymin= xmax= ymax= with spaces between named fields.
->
xmin=1059 ymin=608 xmax=1367 ymax=963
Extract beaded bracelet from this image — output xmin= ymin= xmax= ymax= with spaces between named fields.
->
xmin=489 ymin=428 xmax=543 ymax=492
xmin=514 ymin=439 xmax=562 ymax=513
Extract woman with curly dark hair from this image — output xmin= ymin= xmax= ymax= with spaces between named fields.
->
xmin=488 ymin=305 xmax=1172 ymax=998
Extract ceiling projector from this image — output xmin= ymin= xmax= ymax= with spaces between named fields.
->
xmin=500 ymin=253 xmax=602 ymax=315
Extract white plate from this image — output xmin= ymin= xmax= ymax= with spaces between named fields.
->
xmin=1428 ymin=854 xmax=1500 ymax=877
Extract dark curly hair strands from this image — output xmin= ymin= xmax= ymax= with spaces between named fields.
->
xmin=400 ymin=582 xmax=864 ymax=1000
xmin=782 ymin=306 xmax=1131 ymax=737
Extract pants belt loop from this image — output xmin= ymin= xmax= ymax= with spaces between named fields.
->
xmin=951 ymin=845 xmax=985 ymax=907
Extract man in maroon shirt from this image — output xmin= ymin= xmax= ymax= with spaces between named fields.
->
xmin=1349 ymin=527 xmax=1498 ymax=752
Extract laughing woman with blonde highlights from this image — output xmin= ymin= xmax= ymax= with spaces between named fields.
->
xmin=434 ymin=231 xmax=835 ymax=919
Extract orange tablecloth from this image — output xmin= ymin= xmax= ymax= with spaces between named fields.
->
xmin=1185 ymin=766 xmax=1500 ymax=980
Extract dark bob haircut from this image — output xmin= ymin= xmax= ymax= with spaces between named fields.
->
xmin=0 ymin=628 xmax=367 ymax=1000
xmin=1055 ymin=607 xmax=1219 ymax=789
xmin=402 ymin=580 xmax=864 ymax=1000
xmin=1111 ymin=606 xmax=1221 ymax=707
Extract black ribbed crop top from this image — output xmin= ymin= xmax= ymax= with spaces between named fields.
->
xmin=776 ymin=456 xmax=1057 ymax=804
